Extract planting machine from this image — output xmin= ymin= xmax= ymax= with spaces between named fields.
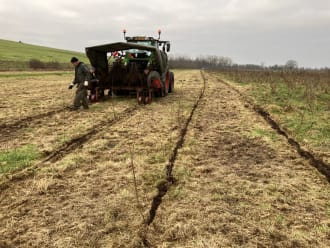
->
xmin=85 ymin=30 xmax=174 ymax=104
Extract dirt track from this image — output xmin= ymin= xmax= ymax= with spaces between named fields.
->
xmin=0 ymin=70 xmax=329 ymax=247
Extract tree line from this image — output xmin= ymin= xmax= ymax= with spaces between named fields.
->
xmin=169 ymin=56 xmax=329 ymax=71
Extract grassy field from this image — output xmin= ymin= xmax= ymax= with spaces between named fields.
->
xmin=0 ymin=39 xmax=87 ymax=70
xmin=0 ymin=70 xmax=329 ymax=247
xmin=217 ymin=70 xmax=330 ymax=162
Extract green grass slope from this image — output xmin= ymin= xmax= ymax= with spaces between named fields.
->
xmin=0 ymin=39 xmax=90 ymax=70
xmin=0 ymin=39 xmax=87 ymax=63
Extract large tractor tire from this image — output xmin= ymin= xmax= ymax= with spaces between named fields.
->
xmin=147 ymin=71 xmax=164 ymax=97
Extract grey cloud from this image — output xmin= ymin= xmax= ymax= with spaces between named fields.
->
xmin=0 ymin=0 xmax=329 ymax=67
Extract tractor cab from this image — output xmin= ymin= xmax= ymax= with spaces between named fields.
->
xmin=123 ymin=29 xmax=171 ymax=53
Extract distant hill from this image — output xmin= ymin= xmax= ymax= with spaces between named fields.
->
xmin=0 ymin=39 xmax=88 ymax=70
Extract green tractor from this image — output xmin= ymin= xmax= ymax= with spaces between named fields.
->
xmin=85 ymin=30 xmax=174 ymax=104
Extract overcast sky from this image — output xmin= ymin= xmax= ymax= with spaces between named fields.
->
xmin=1 ymin=0 xmax=329 ymax=68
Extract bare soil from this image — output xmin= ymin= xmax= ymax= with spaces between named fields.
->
xmin=0 ymin=70 xmax=329 ymax=247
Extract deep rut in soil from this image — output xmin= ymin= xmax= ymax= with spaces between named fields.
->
xmin=142 ymin=71 xmax=206 ymax=239
xmin=254 ymin=106 xmax=330 ymax=183
xmin=216 ymin=76 xmax=330 ymax=183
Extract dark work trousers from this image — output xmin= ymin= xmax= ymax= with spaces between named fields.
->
xmin=73 ymin=86 xmax=89 ymax=109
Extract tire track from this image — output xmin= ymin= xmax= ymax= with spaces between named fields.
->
xmin=0 ymin=107 xmax=67 ymax=140
xmin=43 ymin=106 xmax=139 ymax=163
xmin=0 ymin=105 xmax=140 ymax=190
xmin=137 ymin=71 xmax=206 ymax=245
xmin=213 ymin=73 xmax=330 ymax=183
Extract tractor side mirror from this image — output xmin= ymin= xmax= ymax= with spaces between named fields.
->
xmin=166 ymin=43 xmax=170 ymax=52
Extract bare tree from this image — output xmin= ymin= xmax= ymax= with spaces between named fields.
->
xmin=285 ymin=60 xmax=298 ymax=70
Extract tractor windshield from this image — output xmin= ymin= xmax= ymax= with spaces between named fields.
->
xmin=132 ymin=40 xmax=156 ymax=47
xmin=126 ymin=49 xmax=151 ymax=57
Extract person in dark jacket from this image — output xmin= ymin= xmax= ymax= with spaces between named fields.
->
xmin=68 ymin=57 xmax=92 ymax=110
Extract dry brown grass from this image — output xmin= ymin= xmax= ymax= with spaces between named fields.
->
xmin=148 ymin=72 xmax=330 ymax=247
xmin=0 ymin=71 xmax=136 ymax=156
xmin=0 ymin=74 xmax=72 ymax=122
xmin=0 ymin=70 xmax=329 ymax=247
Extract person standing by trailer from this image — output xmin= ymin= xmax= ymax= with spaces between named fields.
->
xmin=68 ymin=57 xmax=92 ymax=110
